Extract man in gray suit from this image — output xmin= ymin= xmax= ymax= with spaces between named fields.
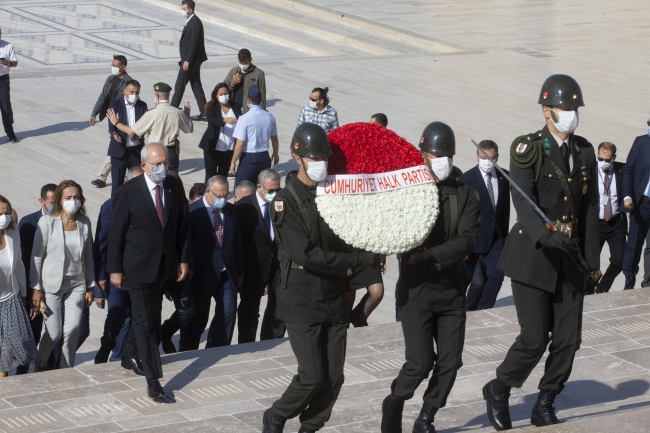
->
xmin=89 ymin=54 xmax=132 ymax=189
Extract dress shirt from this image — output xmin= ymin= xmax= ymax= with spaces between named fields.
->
xmin=481 ymin=167 xmax=499 ymax=206
xmin=297 ymin=104 xmax=339 ymax=133
xmin=144 ymin=172 xmax=165 ymax=207
xmin=551 ymin=131 xmax=573 ymax=172
xmin=202 ymin=196 xmax=226 ymax=271
xmin=216 ymin=107 xmax=236 ymax=151
xmin=0 ymin=40 xmax=17 ymax=77
xmin=256 ymin=192 xmax=274 ymax=241
xmin=232 ymin=105 xmax=277 ymax=153
xmin=185 ymin=13 xmax=194 ymax=27
xmin=0 ymin=246 xmax=12 ymax=302
xmin=598 ymin=165 xmax=619 ymax=219
xmin=124 ymin=96 xmax=138 ymax=147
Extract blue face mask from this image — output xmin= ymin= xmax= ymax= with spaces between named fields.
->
xmin=45 ymin=205 xmax=53 ymax=215
xmin=265 ymin=192 xmax=277 ymax=203
xmin=211 ymin=197 xmax=227 ymax=209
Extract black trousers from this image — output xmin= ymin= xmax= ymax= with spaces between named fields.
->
xmin=159 ymin=279 xmax=196 ymax=352
xmin=171 ymin=62 xmax=206 ymax=115
xmin=260 ymin=270 xmax=286 ymax=340
xmin=273 ymin=321 xmax=347 ymax=431
xmin=122 ymin=258 xmax=167 ymax=381
xmin=391 ymin=308 xmax=465 ymax=408
xmin=0 ymin=75 xmax=15 ymax=137
xmin=166 ymin=144 xmax=180 ymax=178
xmin=203 ymin=148 xmax=233 ymax=183
xmin=496 ymin=280 xmax=583 ymax=394
xmin=595 ymin=215 xmax=626 ymax=293
xmin=111 ymin=145 xmax=143 ymax=196
xmin=238 ymin=266 xmax=280 ymax=344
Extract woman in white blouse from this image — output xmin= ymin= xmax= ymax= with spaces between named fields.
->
xmin=0 ymin=195 xmax=40 ymax=377
xmin=30 ymin=180 xmax=94 ymax=370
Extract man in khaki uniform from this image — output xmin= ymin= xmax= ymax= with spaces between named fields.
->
xmin=107 ymin=82 xmax=193 ymax=178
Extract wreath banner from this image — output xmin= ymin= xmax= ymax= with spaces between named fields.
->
xmin=316 ymin=165 xmax=434 ymax=196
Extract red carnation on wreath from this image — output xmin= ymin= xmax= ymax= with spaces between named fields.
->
xmin=314 ymin=122 xmax=441 ymax=254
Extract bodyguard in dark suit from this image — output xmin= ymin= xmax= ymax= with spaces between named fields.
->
xmin=171 ymin=0 xmax=208 ymax=119
xmin=484 ymin=75 xmax=600 ymax=430
xmin=459 ymin=140 xmax=510 ymax=310
xmin=90 ymin=55 xmax=132 ymax=125
xmin=107 ymin=80 xmax=147 ymax=196
xmin=236 ymin=168 xmax=283 ymax=343
xmin=184 ymin=175 xmax=245 ymax=350
xmin=108 ymin=143 xmax=191 ymax=398
xmin=593 ymin=142 xmax=626 ymax=293
xmin=621 ymin=127 xmax=650 ymax=289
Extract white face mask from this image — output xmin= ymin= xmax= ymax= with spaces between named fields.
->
xmin=0 ymin=214 xmax=11 ymax=230
xmin=478 ymin=158 xmax=495 ymax=174
xmin=111 ymin=66 xmax=121 ymax=76
xmin=181 ymin=10 xmax=189 ymax=18
xmin=127 ymin=94 xmax=139 ymax=104
xmin=62 ymin=200 xmax=82 ymax=215
xmin=309 ymin=100 xmax=318 ymax=109
xmin=306 ymin=160 xmax=328 ymax=182
xmin=598 ymin=160 xmax=612 ymax=171
xmin=218 ymin=94 xmax=230 ymax=104
xmin=429 ymin=156 xmax=453 ymax=181
xmin=239 ymin=63 xmax=250 ymax=71
xmin=551 ymin=109 xmax=579 ymax=134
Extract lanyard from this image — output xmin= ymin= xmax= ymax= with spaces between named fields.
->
xmin=598 ymin=169 xmax=613 ymax=196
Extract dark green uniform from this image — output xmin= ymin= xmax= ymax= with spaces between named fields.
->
xmin=391 ymin=178 xmax=480 ymax=408
xmin=496 ymin=124 xmax=599 ymax=393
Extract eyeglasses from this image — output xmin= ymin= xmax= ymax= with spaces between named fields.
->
xmin=597 ymin=157 xmax=613 ymax=163
xmin=209 ymin=189 xmax=230 ymax=200
xmin=309 ymin=97 xmax=321 ymax=102
xmin=261 ymin=185 xmax=281 ymax=194
xmin=146 ymin=160 xmax=171 ymax=168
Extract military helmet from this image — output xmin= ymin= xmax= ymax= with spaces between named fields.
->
xmin=538 ymin=74 xmax=584 ymax=107
xmin=291 ymin=123 xmax=332 ymax=159
xmin=419 ymin=121 xmax=455 ymax=157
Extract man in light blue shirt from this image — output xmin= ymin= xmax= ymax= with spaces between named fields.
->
xmin=230 ymin=85 xmax=279 ymax=187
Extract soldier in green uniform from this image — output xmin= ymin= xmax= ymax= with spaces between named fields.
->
xmin=381 ymin=122 xmax=480 ymax=433
xmin=483 ymin=75 xmax=600 ymax=430
xmin=262 ymin=122 xmax=376 ymax=433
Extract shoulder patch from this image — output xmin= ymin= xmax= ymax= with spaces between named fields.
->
xmin=516 ymin=142 xmax=528 ymax=154
xmin=274 ymin=200 xmax=284 ymax=212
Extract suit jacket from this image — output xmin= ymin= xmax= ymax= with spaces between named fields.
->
xmin=93 ymin=198 xmax=112 ymax=299
xmin=30 ymin=215 xmax=95 ymax=293
xmin=622 ymin=134 xmax=650 ymax=210
xmin=1 ymin=229 xmax=27 ymax=298
xmin=91 ymin=73 xmax=133 ymax=121
xmin=236 ymin=192 xmax=277 ymax=286
xmin=198 ymin=103 xmax=242 ymax=150
xmin=107 ymin=175 xmax=191 ymax=288
xmin=459 ymin=165 xmax=510 ymax=254
xmin=180 ymin=15 xmax=208 ymax=65
xmin=188 ymin=199 xmax=245 ymax=293
xmin=18 ymin=209 xmax=43 ymax=287
xmin=107 ymin=97 xmax=148 ymax=159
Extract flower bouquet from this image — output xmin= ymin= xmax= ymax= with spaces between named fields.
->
xmin=315 ymin=122 xmax=440 ymax=254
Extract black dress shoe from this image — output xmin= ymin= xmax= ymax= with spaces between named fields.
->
xmin=262 ymin=407 xmax=286 ymax=433
xmin=297 ymin=427 xmax=315 ymax=433
xmin=8 ymin=135 xmax=18 ymax=143
xmin=121 ymin=357 xmax=145 ymax=376
xmin=94 ymin=345 xmax=111 ymax=364
xmin=91 ymin=179 xmax=106 ymax=188
xmin=531 ymin=391 xmax=561 ymax=427
xmin=413 ymin=403 xmax=437 ymax=432
xmin=147 ymin=379 xmax=166 ymax=399
xmin=483 ymin=379 xmax=512 ymax=431
xmin=160 ymin=335 xmax=177 ymax=354
xmin=189 ymin=114 xmax=206 ymax=121
xmin=381 ymin=394 xmax=404 ymax=433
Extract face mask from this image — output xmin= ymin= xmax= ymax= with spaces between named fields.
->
xmin=0 ymin=214 xmax=11 ymax=230
xmin=309 ymin=100 xmax=318 ymax=109
xmin=111 ymin=66 xmax=121 ymax=76
xmin=218 ymin=95 xmax=230 ymax=104
xmin=265 ymin=192 xmax=277 ymax=203
xmin=306 ymin=160 xmax=328 ymax=182
xmin=148 ymin=165 xmax=167 ymax=183
xmin=598 ymin=160 xmax=612 ymax=171
xmin=239 ymin=63 xmax=250 ymax=71
xmin=45 ymin=205 xmax=53 ymax=215
xmin=478 ymin=158 xmax=495 ymax=174
xmin=429 ymin=156 xmax=453 ymax=181
xmin=211 ymin=197 xmax=227 ymax=209
xmin=62 ymin=200 xmax=82 ymax=215
xmin=551 ymin=109 xmax=579 ymax=134
xmin=181 ymin=10 xmax=188 ymax=18
xmin=127 ymin=94 xmax=138 ymax=104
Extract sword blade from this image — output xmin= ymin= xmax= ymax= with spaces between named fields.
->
xmin=471 ymin=139 xmax=555 ymax=229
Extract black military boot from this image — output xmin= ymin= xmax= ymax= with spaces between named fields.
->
xmin=381 ymin=394 xmax=404 ymax=433
xmin=297 ymin=427 xmax=314 ymax=433
xmin=530 ymin=391 xmax=561 ymax=427
xmin=483 ymin=379 xmax=512 ymax=431
xmin=412 ymin=403 xmax=438 ymax=432
xmin=262 ymin=408 xmax=286 ymax=433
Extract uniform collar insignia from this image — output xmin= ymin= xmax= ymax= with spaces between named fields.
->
xmin=572 ymin=141 xmax=581 ymax=154
xmin=542 ymin=137 xmax=551 ymax=150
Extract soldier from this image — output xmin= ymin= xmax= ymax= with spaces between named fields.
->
xmin=483 ymin=74 xmax=600 ymax=430
xmin=263 ymin=123 xmax=375 ymax=433
xmin=381 ymin=122 xmax=480 ymax=433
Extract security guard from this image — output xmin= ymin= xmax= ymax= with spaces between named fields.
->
xmin=263 ymin=123 xmax=375 ymax=433
xmin=381 ymin=122 xmax=480 ymax=433
xmin=107 ymin=82 xmax=193 ymax=177
xmin=483 ymin=75 xmax=599 ymax=430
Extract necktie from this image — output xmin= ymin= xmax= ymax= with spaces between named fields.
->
xmin=560 ymin=142 xmax=570 ymax=169
xmin=486 ymin=173 xmax=495 ymax=209
xmin=603 ymin=170 xmax=612 ymax=221
xmin=213 ymin=209 xmax=223 ymax=246
xmin=154 ymin=185 xmax=164 ymax=227
xmin=263 ymin=203 xmax=271 ymax=235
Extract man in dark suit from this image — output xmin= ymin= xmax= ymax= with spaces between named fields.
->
xmin=171 ymin=0 xmax=208 ymax=121
xmin=593 ymin=142 xmax=626 ymax=293
xmin=236 ymin=168 xmax=283 ymax=343
xmin=621 ymin=124 xmax=650 ymax=289
xmin=108 ymin=143 xmax=191 ymax=398
xmin=185 ymin=175 xmax=245 ymax=350
xmin=459 ymin=140 xmax=510 ymax=310
xmin=107 ymin=80 xmax=147 ymax=196
xmin=93 ymin=167 xmax=144 ymax=363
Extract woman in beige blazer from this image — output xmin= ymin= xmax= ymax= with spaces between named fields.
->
xmin=30 ymin=180 xmax=94 ymax=370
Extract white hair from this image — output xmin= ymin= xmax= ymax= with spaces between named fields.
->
xmin=257 ymin=168 xmax=280 ymax=186
xmin=235 ymin=180 xmax=256 ymax=193
xmin=207 ymin=175 xmax=229 ymax=190
xmin=141 ymin=142 xmax=168 ymax=162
